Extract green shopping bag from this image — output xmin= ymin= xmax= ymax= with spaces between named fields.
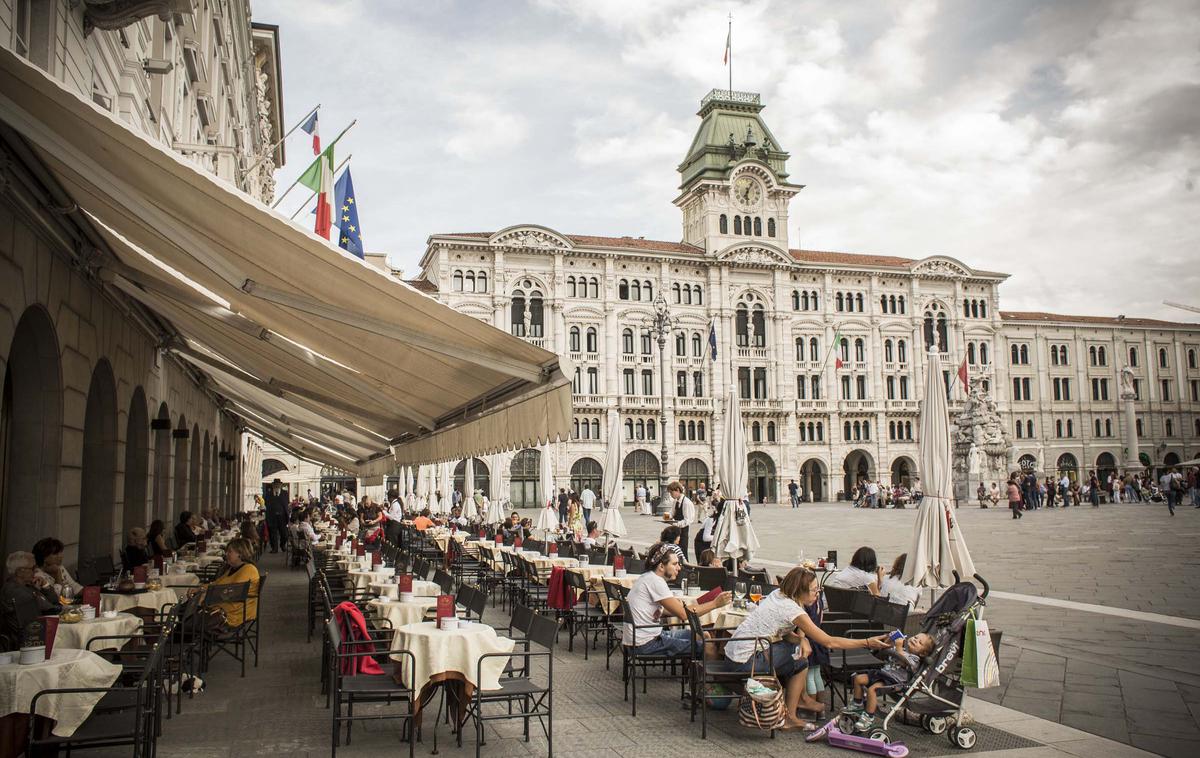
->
xmin=961 ymin=615 xmax=980 ymax=687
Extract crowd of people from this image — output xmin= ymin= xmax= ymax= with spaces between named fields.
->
xmin=999 ymin=465 xmax=1199 ymax=518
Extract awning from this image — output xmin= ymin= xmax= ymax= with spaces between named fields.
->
xmin=0 ymin=48 xmax=571 ymax=472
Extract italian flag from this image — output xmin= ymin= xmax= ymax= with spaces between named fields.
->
xmin=298 ymin=144 xmax=335 ymax=239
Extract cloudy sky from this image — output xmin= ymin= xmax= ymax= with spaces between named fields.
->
xmin=258 ymin=0 xmax=1199 ymax=320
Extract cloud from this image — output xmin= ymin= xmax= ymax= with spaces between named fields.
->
xmin=442 ymin=98 xmax=529 ymax=161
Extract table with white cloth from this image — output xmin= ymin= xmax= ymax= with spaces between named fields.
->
xmin=100 ymin=588 xmax=178 ymax=614
xmin=371 ymin=579 xmax=440 ymax=600
xmin=53 ymin=613 xmax=142 ymax=651
xmin=0 ymin=649 xmax=121 ymax=738
xmin=432 ymin=532 xmax=469 ymax=553
xmin=390 ymin=621 xmax=515 ymax=720
xmin=348 ymin=568 xmax=399 ymax=591
xmin=589 ymin=572 xmax=640 ymax=612
xmin=160 ymin=573 xmax=201 ymax=599
xmin=368 ymin=597 xmax=438 ymax=629
xmin=526 ymin=555 xmax=578 ymax=575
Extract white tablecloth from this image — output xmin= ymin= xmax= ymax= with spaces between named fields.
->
xmin=160 ymin=573 xmax=200 ymax=588
xmin=54 ymin=613 xmax=142 ymax=651
xmin=390 ymin=621 xmax=514 ymax=692
xmin=371 ymin=579 xmax=440 ymax=599
xmin=369 ymin=597 xmax=438 ymax=629
xmin=348 ymin=568 xmax=398 ymax=591
xmin=0 ymin=649 xmax=121 ymax=736
xmin=100 ymin=588 xmax=178 ymax=613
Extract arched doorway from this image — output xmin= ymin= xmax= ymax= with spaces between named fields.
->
xmin=747 ymin=452 xmax=776 ymax=503
xmin=152 ymin=403 xmax=171 ymax=520
xmin=79 ymin=360 xmax=118 ymax=563
xmin=453 ymin=458 xmax=491 ymax=500
xmin=172 ymin=417 xmax=189 ymax=519
xmin=509 ymin=449 xmax=540 ymax=508
xmin=842 ymin=450 xmax=874 ymax=499
xmin=1 ymin=306 xmax=63 ymax=558
xmin=890 ymin=456 xmax=915 ymax=488
xmin=262 ymin=458 xmax=288 ymax=479
xmin=1017 ymin=454 xmax=1038 ymax=475
xmin=570 ymin=457 xmax=603 ymax=495
xmin=1056 ymin=453 xmax=1078 ymax=482
xmin=1163 ymin=452 xmax=1181 ymax=467
xmin=188 ymin=424 xmax=201 ymax=513
xmin=799 ymin=458 xmax=826 ymax=502
xmin=678 ymin=458 xmax=709 ymax=499
xmin=122 ymin=388 xmax=150 ymax=532
xmin=1095 ymin=452 xmax=1117 ymax=484
xmin=622 ymin=450 xmax=660 ymax=505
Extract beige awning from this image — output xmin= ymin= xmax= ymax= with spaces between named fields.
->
xmin=0 ymin=48 xmax=570 ymax=472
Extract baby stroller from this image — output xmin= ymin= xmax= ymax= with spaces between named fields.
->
xmin=836 ymin=574 xmax=993 ymax=751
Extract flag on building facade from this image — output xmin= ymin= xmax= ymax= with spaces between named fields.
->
xmin=297 ymin=144 xmax=335 ymax=239
xmin=723 ymin=26 xmax=731 ymax=64
xmin=300 ymin=110 xmax=320 ymax=154
xmin=333 ymin=168 xmax=364 ymax=258
xmin=957 ymin=355 xmax=969 ymax=395
xmin=708 ymin=319 xmax=718 ymax=361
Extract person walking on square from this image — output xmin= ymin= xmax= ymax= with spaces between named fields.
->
xmin=1160 ymin=467 xmax=1182 ymax=516
xmin=557 ymin=487 xmax=570 ymax=525
xmin=264 ymin=478 xmax=289 ymax=553
xmin=1008 ymin=475 xmax=1023 ymax=519
xmin=789 ymin=479 xmax=800 ymax=508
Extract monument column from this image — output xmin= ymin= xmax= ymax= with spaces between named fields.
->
xmin=1119 ymin=366 xmax=1141 ymax=471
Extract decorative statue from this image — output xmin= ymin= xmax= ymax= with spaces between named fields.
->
xmin=1119 ymin=366 xmax=1137 ymax=399
xmin=521 ymin=301 xmax=532 ymax=336
xmin=968 ymin=444 xmax=982 ymax=475
xmin=745 ymin=317 xmax=755 ymax=347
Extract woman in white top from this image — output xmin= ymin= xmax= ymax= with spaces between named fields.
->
xmin=32 ymin=538 xmax=84 ymax=598
xmin=878 ymin=553 xmax=921 ymax=609
xmin=824 ymin=546 xmax=883 ymax=595
xmin=726 ymin=567 xmax=889 ymax=731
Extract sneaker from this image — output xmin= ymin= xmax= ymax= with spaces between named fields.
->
xmin=842 ymin=702 xmax=865 ymax=717
xmin=854 ymin=713 xmax=875 ymax=732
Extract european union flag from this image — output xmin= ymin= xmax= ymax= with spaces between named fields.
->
xmin=333 ymin=167 xmax=364 ymax=258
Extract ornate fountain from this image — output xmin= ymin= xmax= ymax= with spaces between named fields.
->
xmin=952 ymin=376 xmax=1013 ymax=502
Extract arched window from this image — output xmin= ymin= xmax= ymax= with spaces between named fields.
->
xmin=836 ymin=293 xmax=845 ymax=312
xmin=624 ymin=419 xmax=633 ymax=439
xmin=697 ymin=421 xmax=705 ymax=440
xmin=980 ymin=301 xmax=987 ymax=317
xmin=898 ymin=296 xmax=905 ymax=314
xmin=1159 ymin=347 xmax=1168 ymax=368
xmin=509 ymin=449 xmax=541 ymax=508
xmin=753 ymin=217 xmax=762 ymax=236
xmin=980 ymin=343 xmax=989 ymax=364
xmin=675 ymin=333 xmax=686 ymax=356
xmin=884 ymin=339 xmax=894 ymax=363
xmin=586 ymin=327 xmax=598 ymax=353
xmin=528 ymin=293 xmax=544 ymax=337
xmin=1189 ymin=348 xmax=1197 ymax=369
xmin=641 ymin=332 xmax=652 ymax=355
xmin=567 ymin=276 xmax=577 ymax=297
xmin=573 ymin=418 xmax=580 ymax=438
xmin=735 ymin=306 xmax=749 ymax=347
xmin=809 ymin=337 xmax=819 ymax=362
xmin=839 ymin=338 xmax=850 ymax=362
xmin=1129 ymin=346 xmax=1138 ymax=366
xmin=811 ymin=291 xmax=819 ymax=310
xmin=751 ymin=421 xmax=762 ymax=442
xmin=801 ymin=291 xmax=810 ymax=310
xmin=452 ymin=271 xmax=464 ymax=291
xmin=854 ymin=338 xmax=865 ymax=362
xmin=792 ymin=291 xmax=800 ymax=310
xmin=734 ymin=216 xmax=742 ymax=235
xmin=630 ymin=280 xmax=641 ymax=300
xmin=1020 ymin=344 xmax=1029 ymax=364
xmin=844 ymin=421 xmax=852 ymax=440
xmin=719 ymin=214 xmax=728 ymax=234
xmin=618 ymin=280 xmax=629 ymax=300
xmin=751 ymin=308 xmax=766 ymax=347
xmin=863 ymin=421 xmax=870 ymax=440
xmin=688 ymin=420 xmax=697 ymax=440
xmin=672 ymin=283 xmax=681 ymax=303
xmin=647 ymin=419 xmax=656 ymax=440
xmin=767 ymin=218 xmax=776 ymax=237
xmin=464 ymin=272 xmax=476 ymax=292
xmin=963 ymin=300 xmax=971 ymax=318
xmin=855 ymin=294 xmax=864 ymax=312
xmin=569 ymin=326 xmax=581 ymax=352
xmin=572 ymin=367 xmax=581 ymax=393
xmin=683 ymin=286 xmax=692 ymax=305
xmin=694 ymin=286 xmax=703 ymax=305
xmin=478 ymin=272 xmax=488 ymax=293
xmin=691 ymin=333 xmax=702 ymax=357
xmin=587 ymin=278 xmax=597 ymax=298
xmin=644 ymin=281 xmax=653 ymax=301
xmin=743 ymin=216 xmax=752 ymax=234
xmin=622 ymin=328 xmax=634 ymax=354
xmin=898 ymin=339 xmax=907 ymax=363
xmin=767 ymin=421 xmax=776 ymax=442
xmin=967 ymin=342 xmax=976 ymax=364
xmin=509 ymin=292 xmax=526 ymax=336
xmin=679 ymin=421 xmax=687 ymax=439
xmin=936 ymin=314 xmax=948 ymax=352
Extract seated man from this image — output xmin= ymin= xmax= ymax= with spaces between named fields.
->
xmin=447 ymin=506 xmax=469 ymax=528
xmin=412 ymin=509 xmax=434 ymax=532
xmin=500 ymin=513 xmax=523 ymax=541
xmin=846 ymin=632 xmax=935 ymax=732
xmin=623 ymin=542 xmax=731 ymax=657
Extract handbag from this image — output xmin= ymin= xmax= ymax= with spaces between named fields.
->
xmin=738 ymin=646 xmax=786 ymax=730
xmin=961 ymin=613 xmax=1000 ymax=688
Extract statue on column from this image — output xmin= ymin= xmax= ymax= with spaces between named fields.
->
xmin=1119 ymin=366 xmax=1137 ymax=399
xmin=745 ymin=316 xmax=755 ymax=348
xmin=522 ymin=301 xmax=532 ymax=337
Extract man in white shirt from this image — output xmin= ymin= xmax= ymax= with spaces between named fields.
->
xmin=623 ymin=542 xmax=731 ymax=656
xmin=448 ymin=506 xmax=469 ymax=527
xmin=385 ymin=489 xmax=405 ymax=543
xmin=866 ymin=480 xmax=881 ymax=509
xmin=665 ymin=481 xmax=696 ymax=560
xmin=580 ymin=487 xmax=596 ymax=524
xmin=635 ymin=484 xmax=647 ymax=515
xmin=298 ymin=511 xmax=321 ymax=546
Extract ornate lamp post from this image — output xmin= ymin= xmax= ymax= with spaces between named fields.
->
xmin=642 ymin=294 xmax=675 ymax=513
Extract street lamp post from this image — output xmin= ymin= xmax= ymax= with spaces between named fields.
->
xmin=643 ymin=294 xmax=675 ymax=514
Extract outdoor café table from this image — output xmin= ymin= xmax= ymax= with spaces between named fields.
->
xmin=432 ymin=532 xmax=468 ymax=553
xmin=53 ymin=613 xmax=142 ymax=651
xmin=100 ymin=588 xmax=177 ymax=614
xmin=0 ymin=648 xmax=122 ymax=751
xmin=348 ymin=568 xmax=400 ymax=592
xmin=390 ymin=620 xmax=514 ymax=722
xmin=370 ymin=579 xmax=440 ymax=600
xmin=369 ymin=596 xmax=438 ymax=629
xmin=592 ymin=573 xmax=640 ymax=613
xmin=527 ymin=555 xmax=579 ymax=573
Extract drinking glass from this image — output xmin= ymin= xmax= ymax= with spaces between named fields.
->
xmin=680 ymin=577 xmax=689 ymax=596
xmin=735 ymin=581 xmax=748 ymax=608
xmin=749 ymin=583 xmax=763 ymax=604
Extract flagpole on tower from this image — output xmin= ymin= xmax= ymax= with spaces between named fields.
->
xmin=728 ymin=13 xmax=733 ymax=93
xmin=288 ymin=154 xmax=353 ymax=220
xmin=240 ymin=103 xmax=321 ymax=190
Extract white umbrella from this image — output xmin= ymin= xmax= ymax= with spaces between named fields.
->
xmin=903 ymin=350 xmax=977 ymax=588
xmin=403 ymin=465 xmax=414 ymax=504
xmin=439 ymin=461 xmax=452 ymax=514
xmin=485 ymin=453 xmax=506 ymax=523
xmin=713 ymin=390 xmax=759 ymax=562
xmin=539 ymin=442 xmax=554 ymax=511
xmin=416 ymin=464 xmax=431 ymax=511
xmin=535 ymin=501 xmax=559 ymax=533
xmin=595 ymin=409 xmax=626 ymax=538
xmin=463 ymin=458 xmax=476 ymax=517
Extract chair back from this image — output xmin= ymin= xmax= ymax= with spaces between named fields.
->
xmin=203 ymin=580 xmax=249 ymax=610
xmin=738 ymin=568 xmax=769 ymax=585
xmin=433 ymin=568 xmax=454 ymax=595
xmin=527 ymin=613 xmax=558 ymax=649
xmin=872 ymin=597 xmax=909 ymax=630
xmin=558 ymin=541 xmax=576 ymax=558
xmin=695 ymin=566 xmax=727 ymax=591
xmin=822 ymin=585 xmax=855 ymax=613
xmin=508 ymin=603 xmax=535 ymax=638
xmin=562 ymin=568 xmax=587 ymax=593
xmin=625 ymin=557 xmax=646 ymax=574
xmin=849 ymin=590 xmax=877 ymax=619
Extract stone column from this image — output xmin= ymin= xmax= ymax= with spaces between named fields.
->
xmin=1120 ymin=367 xmax=1141 ymax=471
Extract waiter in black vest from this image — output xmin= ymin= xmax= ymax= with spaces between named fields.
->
xmin=665 ymin=481 xmax=696 ymax=560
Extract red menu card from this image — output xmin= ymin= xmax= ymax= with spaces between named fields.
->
xmin=435 ymin=594 xmax=455 ymax=628
xmin=355 ymin=544 xmax=365 ymax=557
xmin=548 ymin=542 xmax=558 ymax=554
xmin=42 ymin=616 xmax=59 ymax=658
xmin=153 ymin=554 xmax=164 ymax=571
xmin=614 ymin=554 xmax=625 ymax=571
xmin=494 ymin=535 xmax=503 ymax=545
xmin=82 ymin=586 xmax=101 ymax=613
xmin=197 ymin=540 xmax=207 ymax=552
xmin=479 ymin=529 xmax=486 ymax=539
xmin=514 ymin=536 xmax=523 ymax=548
xmin=133 ymin=566 xmax=147 ymax=583
xmin=335 ymin=535 xmax=343 ymax=549
xmin=371 ymin=551 xmax=382 ymax=567
xmin=396 ymin=574 xmax=413 ymax=593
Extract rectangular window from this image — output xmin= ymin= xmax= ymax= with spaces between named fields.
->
xmin=900 ymin=376 xmax=909 ymax=400
xmin=811 ymin=375 xmax=821 ymax=400
xmin=797 ymin=376 xmax=806 ymax=399
xmin=738 ymin=368 xmax=751 ymax=399
xmin=676 ymin=371 xmax=687 ymax=397
xmin=856 ymin=375 xmax=867 ymax=399
xmin=623 ymin=369 xmax=634 ymax=396
xmin=753 ymin=368 xmax=767 ymax=399
xmin=1161 ymin=379 xmax=1171 ymax=401
xmin=693 ymin=371 xmax=703 ymax=397
xmin=641 ymin=370 xmax=654 ymax=396
xmin=886 ymin=376 xmax=895 ymax=400
xmin=841 ymin=375 xmax=851 ymax=400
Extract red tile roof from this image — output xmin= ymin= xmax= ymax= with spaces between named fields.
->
xmin=789 ymin=248 xmax=915 ymax=267
xmin=1000 ymin=311 xmax=1200 ymax=330
xmin=405 ymin=278 xmax=438 ymax=293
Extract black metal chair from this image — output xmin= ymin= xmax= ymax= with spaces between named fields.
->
xmin=684 ymin=608 xmax=777 ymax=739
xmin=562 ymin=569 xmax=607 ymax=659
xmin=199 ymin=578 xmax=258 ymax=677
xmin=619 ymin=598 xmax=692 ymax=716
xmin=326 ymin=617 xmax=415 ymax=757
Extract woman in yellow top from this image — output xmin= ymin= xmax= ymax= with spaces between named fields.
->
xmin=199 ymin=537 xmax=259 ymax=628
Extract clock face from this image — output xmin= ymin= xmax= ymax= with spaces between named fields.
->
xmin=732 ymin=176 xmax=762 ymax=208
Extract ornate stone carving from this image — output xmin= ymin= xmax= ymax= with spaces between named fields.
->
xmin=912 ymin=258 xmax=970 ymax=279
xmin=952 ymin=375 xmax=1012 ymax=490
xmin=491 ymin=229 xmax=567 ymax=250
xmin=251 ymin=70 xmax=276 ymax=203
xmin=83 ymin=0 xmax=193 ymax=35
xmin=718 ymin=245 xmax=791 ymax=268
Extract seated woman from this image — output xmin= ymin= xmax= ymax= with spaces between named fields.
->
xmin=123 ymin=528 xmax=151 ymax=571
xmin=878 ymin=554 xmax=921 ymax=608
xmin=824 ymin=546 xmax=883 ymax=595
xmin=580 ymin=521 xmax=600 ymax=548
xmin=659 ymin=525 xmax=685 ymax=561
xmin=173 ymin=511 xmax=198 ymax=549
xmin=697 ymin=548 xmax=723 ymax=568
xmin=32 ymin=537 xmax=83 ymax=597
xmin=725 ymin=566 xmax=890 ymax=730
xmin=148 ymin=520 xmax=170 ymax=559
xmin=1 ymin=551 xmax=62 ymax=648
xmin=194 ymin=538 xmax=260 ymax=631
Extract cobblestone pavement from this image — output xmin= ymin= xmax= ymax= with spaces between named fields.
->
xmin=615 ymin=500 xmax=1200 ymax=757
xmin=99 ymin=549 xmax=1152 ymax=758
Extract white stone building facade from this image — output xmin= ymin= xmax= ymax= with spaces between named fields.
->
xmin=411 ymin=90 xmax=1200 ymax=506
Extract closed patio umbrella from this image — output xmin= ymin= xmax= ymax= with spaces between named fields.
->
xmin=416 ymin=464 xmax=430 ymax=511
xmin=485 ymin=453 xmax=506 ymax=523
xmin=439 ymin=461 xmax=452 ymax=514
xmin=903 ymin=350 xmax=977 ymax=588
xmin=462 ymin=459 xmax=477 ymax=519
xmin=713 ymin=390 xmax=759 ymax=562
xmin=403 ymin=465 xmax=414 ymax=504
xmin=539 ymin=442 xmax=555 ymax=510
xmin=596 ymin=409 xmax=626 ymax=539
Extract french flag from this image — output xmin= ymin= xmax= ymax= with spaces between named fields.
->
xmin=300 ymin=111 xmax=320 ymax=155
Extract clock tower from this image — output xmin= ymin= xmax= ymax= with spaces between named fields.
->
xmin=674 ymin=89 xmax=803 ymax=254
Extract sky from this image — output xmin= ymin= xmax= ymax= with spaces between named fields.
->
xmin=257 ymin=0 xmax=1200 ymax=320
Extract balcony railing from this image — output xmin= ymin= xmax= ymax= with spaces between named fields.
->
xmin=735 ymin=347 xmax=770 ymax=360
xmin=885 ymin=400 xmax=920 ymax=412
xmin=619 ymin=354 xmax=656 ymax=366
xmin=572 ymin=394 xmax=610 ymax=408
xmin=569 ymin=351 xmax=601 ymax=364
xmin=840 ymin=400 xmax=881 ymax=412
xmin=674 ymin=397 xmax=714 ymax=411
xmin=743 ymin=398 xmax=786 ymax=413
xmin=795 ymin=399 xmax=830 ymax=413
xmin=618 ymin=396 xmax=662 ymax=411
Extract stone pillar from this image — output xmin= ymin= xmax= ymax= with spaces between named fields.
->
xmin=1120 ymin=368 xmax=1141 ymax=471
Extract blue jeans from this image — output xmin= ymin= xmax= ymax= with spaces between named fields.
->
xmin=634 ymin=628 xmax=697 ymax=657
xmin=730 ymin=641 xmax=808 ymax=680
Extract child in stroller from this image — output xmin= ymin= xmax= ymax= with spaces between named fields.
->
xmin=844 ymin=633 xmax=935 ymax=732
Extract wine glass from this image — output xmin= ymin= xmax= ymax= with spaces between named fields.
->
xmin=734 ymin=581 xmax=748 ymax=608
xmin=749 ymin=583 xmax=763 ymax=604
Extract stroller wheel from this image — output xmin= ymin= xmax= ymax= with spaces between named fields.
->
xmin=868 ymin=729 xmax=890 ymax=743
xmin=949 ymin=726 xmax=977 ymax=749
xmin=838 ymin=714 xmax=858 ymax=733
xmin=925 ymin=716 xmax=949 ymax=735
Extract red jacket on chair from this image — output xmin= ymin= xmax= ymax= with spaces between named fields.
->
xmin=332 ymin=601 xmax=385 ymax=675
